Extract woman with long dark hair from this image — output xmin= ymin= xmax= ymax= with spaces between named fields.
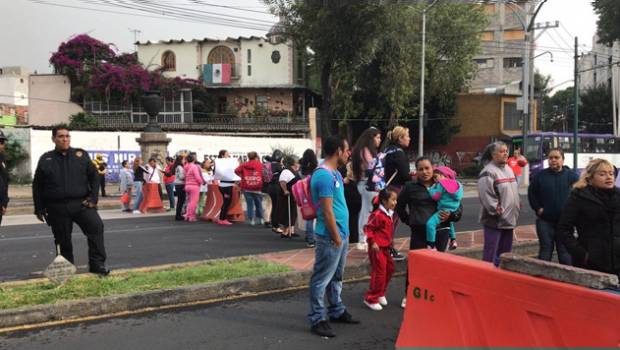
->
xmin=352 ymin=127 xmax=382 ymax=251
xmin=278 ymin=155 xmax=301 ymax=238
xmin=267 ymin=149 xmax=284 ymax=233
xmin=396 ymin=157 xmax=462 ymax=308
xmin=300 ymin=149 xmax=318 ymax=247
xmin=132 ymin=157 xmax=147 ymax=214
xmin=173 ymin=154 xmax=187 ymax=221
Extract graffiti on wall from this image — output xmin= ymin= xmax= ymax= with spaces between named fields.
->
xmin=425 ymin=151 xmax=452 ymax=167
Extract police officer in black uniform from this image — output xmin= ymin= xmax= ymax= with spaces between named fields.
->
xmin=32 ymin=125 xmax=109 ymax=275
xmin=0 ymin=130 xmax=10 ymax=225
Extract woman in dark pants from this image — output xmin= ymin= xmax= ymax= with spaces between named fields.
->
xmin=396 ymin=157 xmax=461 ymax=308
xmin=340 ymin=162 xmax=362 ymax=243
xmin=173 ymin=154 xmax=187 ymax=221
xmin=267 ymin=150 xmax=284 ymax=233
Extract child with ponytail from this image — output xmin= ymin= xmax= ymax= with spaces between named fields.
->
xmin=363 ymin=188 xmax=398 ymax=311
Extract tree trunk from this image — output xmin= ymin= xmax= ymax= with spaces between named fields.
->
xmin=320 ymin=61 xmax=334 ymax=137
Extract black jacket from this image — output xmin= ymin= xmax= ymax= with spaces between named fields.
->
xmin=33 ymin=148 xmax=99 ymax=213
xmin=396 ymin=179 xmax=462 ymax=228
xmin=528 ymin=166 xmax=579 ymax=223
xmin=383 ymin=145 xmax=411 ymax=187
xmin=557 ymin=185 xmax=620 ymax=275
xmin=0 ymin=153 xmax=9 ymax=209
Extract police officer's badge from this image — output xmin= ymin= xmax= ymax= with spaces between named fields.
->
xmin=76 ymin=151 xmax=83 ymax=157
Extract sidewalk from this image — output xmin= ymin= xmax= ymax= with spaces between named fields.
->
xmin=257 ymin=225 xmax=538 ymax=272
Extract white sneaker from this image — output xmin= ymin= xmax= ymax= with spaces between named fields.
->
xmin=378 ymin=296 xmax=388 ymax=306
xmin=401 ymin=297 xmax=407 ymax=309
xmin=132 ymin=210 xmax=141 ymax=214
xmin=364 ymin=300 xmax=383 ymax=311
xmin=356 ymin=242 xmax=368 ymax=251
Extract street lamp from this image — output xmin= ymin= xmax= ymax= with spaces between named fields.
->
xmin=534 ymin=51 xmax=554 ymax=62
xmin=141 ymin=91 xmax=162 ymax=132
xmin=418 ymin=0 xmax=440 ymax=158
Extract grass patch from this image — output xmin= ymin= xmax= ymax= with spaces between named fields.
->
xmin=0 ymin=258 xmax=290 ymax=310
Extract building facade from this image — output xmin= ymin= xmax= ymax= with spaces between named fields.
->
xmin=0 ymin=66 xmax=29 ymax=125
xmin=137 ymin=32 xmax=307 ymax=119
xmin=435 ymin=1 xmax=539 ymax=170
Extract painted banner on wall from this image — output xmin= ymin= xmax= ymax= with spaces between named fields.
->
xmin=86 ymin=150 xmax=141 ymax=183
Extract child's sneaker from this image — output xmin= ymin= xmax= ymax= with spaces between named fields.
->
xmin=378 ymin=296 xmax=388 ymax=306
xmin=390 ymin=247 xmax=406 ymax=262
xmin=401 ymin=297 xmax=407 ymax=308
xmin=363 ymin=300 xmax=383 ymax=311
xmin=449 ymin=239 xmax=458 ymax=250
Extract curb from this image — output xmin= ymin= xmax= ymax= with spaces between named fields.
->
xmin=0 ymin=240 xmax=539 ymax=332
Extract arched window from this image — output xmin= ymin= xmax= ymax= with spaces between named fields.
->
xmin=207 ymin=46 xmax=235 ymax=65
xmin=162 ymin=50 xmax=176 ymax=71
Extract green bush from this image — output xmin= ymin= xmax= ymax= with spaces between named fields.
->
xmin=4 ymin=135 xmax=28 ymax=181
xmin=461 ymin=164 xmax=483 ymax=178
xmin=69 ymin=112 xmax=98 ymax=129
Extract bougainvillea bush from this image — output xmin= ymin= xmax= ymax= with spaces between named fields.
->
xmin=50 ymin=34 xmax=200 ymax=103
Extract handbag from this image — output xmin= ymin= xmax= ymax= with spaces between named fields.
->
xmin=120 ymin=192 xmax=130 ymax=205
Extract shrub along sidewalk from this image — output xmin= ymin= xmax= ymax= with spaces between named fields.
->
xmin=0 ymin=258 xmax=290 ymax=310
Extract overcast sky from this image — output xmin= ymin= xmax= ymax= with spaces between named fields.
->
xmin=0 ymin=0 xmax=599 ymax=94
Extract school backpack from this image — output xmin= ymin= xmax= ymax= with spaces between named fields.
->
xmin=366 ymin=146 xmax=402 ymax=192
xmin=292 ymin=166 xmax=337 ymax=220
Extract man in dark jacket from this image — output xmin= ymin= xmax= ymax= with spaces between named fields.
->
xmin=528 ymin=148 xmax=579 ymax=265
xmin=0 ymin=130 xmax=9 ymax=225
xmin=32 ymin=125 xmax=109 ymax=276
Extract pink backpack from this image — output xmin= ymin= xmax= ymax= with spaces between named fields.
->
xmin=292 ymin=166 xmax=336 ymax=220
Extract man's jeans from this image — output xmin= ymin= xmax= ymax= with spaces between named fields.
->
xmin=165 ymin=183 xmax=175 ymax=209
xmin=243 ymin=191 xmax=264 ymax=220
xmin=132 ymin=181 xmax=143 ymax=211
xmin=308 ymin=234 xmax=348 ymax=326
xmin=536 ymin=218 xmax=572 ymax=265
xmin=305 ymin=220 xmax=315 ymax=244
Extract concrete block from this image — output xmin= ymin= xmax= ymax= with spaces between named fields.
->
xmin=499 ymin=253 xmax=619 ymax=290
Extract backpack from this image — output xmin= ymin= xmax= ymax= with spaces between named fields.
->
xmin=244 ymin=167 xmax=263 ymax=191
xmin=292 ymin=166 xmax=337 ymax=220
xmin=366 ymin=146 xmax=402 ymax=192
xmin=262 ymin=162 xmax=273 ymax=184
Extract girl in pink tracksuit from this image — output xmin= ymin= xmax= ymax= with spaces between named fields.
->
xmin=183 ymin=155 xmax=205 ymax=222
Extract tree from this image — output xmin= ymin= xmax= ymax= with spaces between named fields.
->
xmin=5 ymin=135 xmax=29 ymax=181
xmin=580 ymin=84 xmax=613 ymax=133
xmin=50 ymin=34 xmax=201 ymax=104
xmin=263 ymin=1 xmax=486 ymax=143
xmin=263 ymin=0 xmax=386 ymax=136
xmin=593 ymin=0 xmax=620 ymax=45
xmin=542 ymin=87 xmax=574 ymax=132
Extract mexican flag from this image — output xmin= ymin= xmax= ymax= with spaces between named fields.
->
xmin=203 ymin=64 xmax=231 ymax=85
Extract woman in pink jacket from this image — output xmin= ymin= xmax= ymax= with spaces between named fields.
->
xmin=183 ymin=154 xmax=205 ymax=222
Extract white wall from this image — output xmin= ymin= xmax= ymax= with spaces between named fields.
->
xmin=238 ymin=39 xmax=292 ymax=86
xmin=0 ymin=75 xmax=28 ymax=106
xmin=28 ymin=75 xmax=83 ymax=126
xmin=138 ymin=42 xmax=200 ymax=79
xmin=30 ymin=129 xmax=314 ymax=176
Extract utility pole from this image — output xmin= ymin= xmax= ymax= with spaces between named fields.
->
xmin=529 ymin=21 xmax=559 ymax=133
xmin=129 ymin=28 xmax=142 ymax=52
xmin=573 ymin=36 xmax=579 ymax=170
xmin=418 ymin=0 xmax=439 ymax=159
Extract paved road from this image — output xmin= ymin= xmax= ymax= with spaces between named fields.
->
xmin=0 ymin=278 xmax=408 ymax=350
xmin=0 ymin=196 xmax=534 ymax=281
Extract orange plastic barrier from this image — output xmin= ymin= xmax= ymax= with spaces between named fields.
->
xmin=138 ymin=183 xmax=164 ymax=213
xmin=396 ymin=250 xmax=620 ymax=348
xmin=199 ymin=184 xmax=245 ymax=222
xmin=200 ymin=184 xmax=223 ymax=222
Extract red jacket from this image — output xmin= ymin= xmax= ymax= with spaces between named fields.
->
xmin=364 ymin=207 xmax=394 ymax=248
xmin=235 ymin=160 xmax=263 ymax=191
xmin=163 ymin=164 xmax=176 ymax=184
